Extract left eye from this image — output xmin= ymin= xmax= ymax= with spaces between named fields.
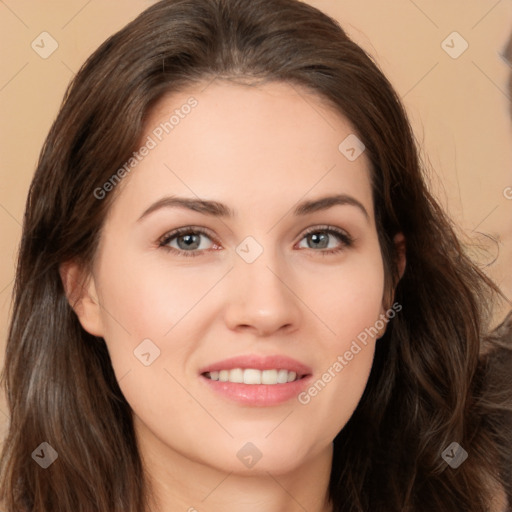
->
xmin=297 ymin=228 xmax=350 ymax=251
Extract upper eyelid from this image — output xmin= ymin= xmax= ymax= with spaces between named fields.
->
xmin=159 ymin=225 xmax=351 ymax=247
xmin=158 ymin=226 xmax=217 ymax=246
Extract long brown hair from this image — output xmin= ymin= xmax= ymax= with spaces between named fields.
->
xmin=1 ymin=0 xmax=511 ymax=510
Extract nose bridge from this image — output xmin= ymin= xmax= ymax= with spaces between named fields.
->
xmin=223 ymin=235 xmax=301 ymax=334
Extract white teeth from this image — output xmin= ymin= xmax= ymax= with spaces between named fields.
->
xmin=287 ymin=371 xmax=297 ymax=383
xmin=205 ymin=368 xmax=302 ymax=385
xmin=229 ymin=368 xmax=244 ymax=383
xmin=277 ymin=369 xmax=289 ymax=383
xmin=243 ymin=368 xmax=261 ymax=384
xmin=261 ymin=369 xmax=278 ymax=384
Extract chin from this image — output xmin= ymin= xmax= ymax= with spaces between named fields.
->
xmin=200 ymin=432 xmax=325 ymax=476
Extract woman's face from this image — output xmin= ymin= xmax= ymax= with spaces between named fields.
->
xmin=75 ymin=80 xmax=390 ymax=475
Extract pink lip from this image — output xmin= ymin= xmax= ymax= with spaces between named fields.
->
xmin=198 ymin=355 xmax=313 ymax=407
xmin=198 ymin=354 xmax=312 ymax=376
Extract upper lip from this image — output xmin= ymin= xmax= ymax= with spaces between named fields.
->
xmin=199 ymin=355 xmax=312 ymax=377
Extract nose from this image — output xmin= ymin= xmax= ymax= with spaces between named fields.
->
xmin=223 ymin=249 xmax=302 ymax=337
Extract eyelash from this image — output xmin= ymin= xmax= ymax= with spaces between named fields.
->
xmin=157 ymin=225 xmax=354 ymax=258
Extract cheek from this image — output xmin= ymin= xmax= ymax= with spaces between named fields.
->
xmin=292 ymin=246 xmax=385 ymax=437
xmin=296 ymin=241 xmax=385 ymax=340
xmin=93 ymin=245 xmax=236 ymax=400
xmin=92 ymin=248 xmax=208 ymax=377
xmin=96 ymin=248 xmax=214 ymax=333
xmin=295 ymin=317 xmax=378 ymax=450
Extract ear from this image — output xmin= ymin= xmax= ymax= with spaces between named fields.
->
xmin=377 ymin=232 xmax=406 ymax=338
xmin=59 ymin=261 xmax=105 ymax=337
xmin=393 ymin=232 xmax=406 ymax=280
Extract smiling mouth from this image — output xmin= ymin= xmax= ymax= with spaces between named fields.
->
xmin=203 ymin=368 xmax=306 ymax=384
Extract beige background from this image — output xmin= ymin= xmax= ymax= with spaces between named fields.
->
xmin=1 ymin=0 xmax=511 ymax=433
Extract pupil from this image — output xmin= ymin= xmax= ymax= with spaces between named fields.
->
xmin=179 ymin=234 xmax=200 ymax=250
xmin=310 ymin=232 xmax=327 ymax=249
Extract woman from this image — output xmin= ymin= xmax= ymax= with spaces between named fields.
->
xmin=1 ymin=0 xmax=511 ymax=510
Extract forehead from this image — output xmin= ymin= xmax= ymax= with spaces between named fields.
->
xmin=108 ymin=80 xmax=374 ymax=221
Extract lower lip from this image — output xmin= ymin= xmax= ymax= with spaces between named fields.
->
xmin=200 ymin=374 xmax=312 ymax=406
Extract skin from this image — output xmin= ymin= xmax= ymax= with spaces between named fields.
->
xmin=63 ymin=80 xmax=405 ymax=512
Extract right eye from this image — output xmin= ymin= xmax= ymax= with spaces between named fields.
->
xmin=158 ymin=226 xmax=221 ymax=257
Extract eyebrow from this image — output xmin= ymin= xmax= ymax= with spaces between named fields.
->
xmin=137 ymin=194 xmax=369 ymax=222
